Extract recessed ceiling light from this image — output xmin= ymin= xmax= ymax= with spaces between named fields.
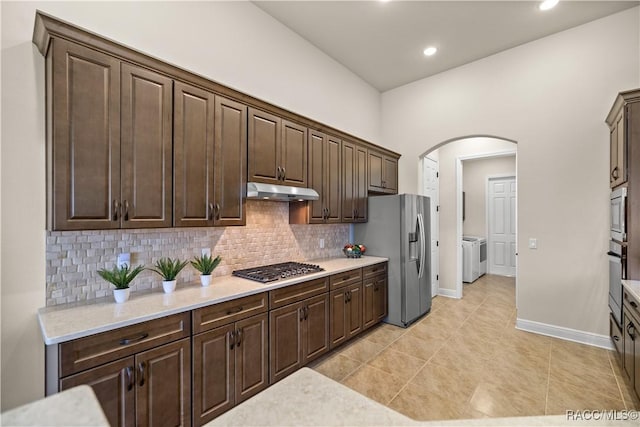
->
xmin=423 ymin=47 xmax=437 ymax=57
xmin=539 ymin=0 xmax=559 ymax=11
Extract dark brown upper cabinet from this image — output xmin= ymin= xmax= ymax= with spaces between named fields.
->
xmin=48 ymin=39 xmax=172 ymax=231
xmin=248 ymin=108 xmax=308 ymax=188
xmin=174 ymin=83 xmax=246 ymax=227
xmin=120 ymin=63 xmax=173 ymax=229
xmin=290 ymin=130 xmax=341 ymax=224
xmin=368 ymin=149 xmax=398 ymax=194
xmin=342 ymin=141 xmax=368 ymax=222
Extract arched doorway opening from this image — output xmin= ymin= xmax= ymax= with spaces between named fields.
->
xmin=420 ymin=135 xmax=518 ymax=303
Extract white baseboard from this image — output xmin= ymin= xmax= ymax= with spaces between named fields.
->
xmin=516 ymin=318 xmax=613 ymax=350
xmin=437 ymin=288 xmax=460 ymax=299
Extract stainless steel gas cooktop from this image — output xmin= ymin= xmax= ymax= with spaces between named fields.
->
xmin=232 ymin=262 xmax=324 ymax=283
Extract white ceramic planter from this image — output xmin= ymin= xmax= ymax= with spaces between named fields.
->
xmin=162 ymin=279 xmax=177 ymax=293
xmin=200 ymin=274 xmax=212 ymax=287
xmin=113 ymin=288 xmax=130 ymax=304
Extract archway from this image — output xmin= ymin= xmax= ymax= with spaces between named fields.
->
xmin=420 ymin=135 xmax=518 ymax=302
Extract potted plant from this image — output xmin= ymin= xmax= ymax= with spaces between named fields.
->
xmin=191 ymin=254 xmax=222 ymax=287
xmin=97 ymin=264 xmax=145 ymax=303
xmin=150 ymin=257 xmax=189 ymax=293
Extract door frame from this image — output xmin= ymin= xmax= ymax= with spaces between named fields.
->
xmin=422 ymin=156 xmax=439 ymax=298
xmin=455 ymin=149 xmax=517 ymax=299
xmin=486 ymin=174 xmax=517 ymax=277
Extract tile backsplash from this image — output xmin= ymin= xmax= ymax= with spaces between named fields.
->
xmin=46 ymin=201 xmax=349 ymax=306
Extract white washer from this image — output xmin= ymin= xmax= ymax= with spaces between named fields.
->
xmin=462 ymin=237 xmax=480 ymax=283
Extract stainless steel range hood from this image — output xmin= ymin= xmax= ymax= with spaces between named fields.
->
xmin=246 ymin=182 xmax=319 ymax=201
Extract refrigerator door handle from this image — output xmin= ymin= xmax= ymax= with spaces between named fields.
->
xmin=417 ymin=213 xmax=426 ymax=279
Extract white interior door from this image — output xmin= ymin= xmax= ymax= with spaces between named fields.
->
xmin=423 ymin=157 xmax=439 ymax=296
xmin=488 ymin=177 xmax=516 ymax=276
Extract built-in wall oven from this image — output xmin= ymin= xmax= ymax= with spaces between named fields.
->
xmin=611 ymin=187 xmax=627 ymax=242
xmin=608 ymin=240 xmax=626 ymax=327
xmin=609 ymin=187 xmax=628 ymax=328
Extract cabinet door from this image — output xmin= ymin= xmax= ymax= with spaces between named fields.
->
xmin=611 ymin=111 xmax=627 ymax=187
xmin=610 ymin=124 xmax=619 ymax=187
xmin=214 ymin=96 xmax=247 ymax=226
xmin=51 ymin=38 xmax=121 ymax=230
xmin=248 ymin=108 xmax=280 ymax=184
xmin=341 ymin=141 xmax=356 ymax=222
xmin=308 ymin=130 xmax=327 ymax=223
xmin=281 ymin=120 xmax=308 ymax=187
xmin=354 ymin=144 xmax=368 ymax=221
xmin=347 ymin=283 xmax=363 ymax=340
xmin=173 ymin=82 xmax=215 ymax=227
xmin=136 ymin=339 xmax=191 ymax=427
xmin=193 ymin=324 xmax=235 ymax=425
xmin=269 ymin=302 xmax=303 ymax=383
xmin=120 ymin=63 xmax=173 ymax=229
xmin=60 ymin=357 xmax=135 ymax=427
xmin=326 ymin=136 xmax=342 ymax=222
xmin=368 ymin=150 xmax=384 ymax=192
xmin=235 ymin=313 xmax=269 ymax=404
xmin=329 ymin=288 xmax=347 ymax=349
xmin=362 ymin=279 xmax=376 ymax=330
xmin=374 ymin=275 xmax=389 ymax=322
xmin=383 ymin=156 xmax=398 ymax=193
xmin=302 ymin=293 xmax=330 ymax=364
xmin=635 ymin=324 xmax=640 ymax=400
xmin=623 ymin=310 xmax=635 ymax=383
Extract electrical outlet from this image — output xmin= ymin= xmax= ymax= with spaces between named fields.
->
xmin=319 ymin=238 xmax=325 ymax=249
xmin=117 ymin=253 xmax=131 ymax=268
xmin=201 ymin=248 xmax=211 ymax=257
xmin=528 ymin=238 xmax=538 ymax=250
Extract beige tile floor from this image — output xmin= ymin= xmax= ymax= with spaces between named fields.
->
xmin=309 ymin=274 xmax=640 ymax=421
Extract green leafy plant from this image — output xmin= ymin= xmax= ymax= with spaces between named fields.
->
xmin=150 ymin=257 xmax=189 ymax=281
xmin=191 ymin=254 xmax=222 ymax=275
xmin=97 ymin=264 xmax=145 ymax=290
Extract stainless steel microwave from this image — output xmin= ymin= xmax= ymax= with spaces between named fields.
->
xmin=611 ymin=187 xmax=627 ymax=242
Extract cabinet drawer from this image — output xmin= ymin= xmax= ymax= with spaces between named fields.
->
xmin=363 ymin=262 xmax=387 ymax=280
xmin=269 ymin=277 xmax=329 ymax=309
xmin=330 ymin=268 xmax=362 ymax=290
xmin=192 ymin=292 xmax=267 ymax=334
xmin=610 ymin=313 xmax=623 ymax=357
xmin=623 ymin=288 xmax=640 ymax=318
xmin=60 ymin=312 xmax=190 ymax=377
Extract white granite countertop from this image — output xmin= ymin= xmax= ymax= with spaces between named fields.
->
xmin=0 ymin=385 xmax=109 ymax=426
xmin=622 ymin=280 xmax=640 ymax=303
xmin=38 ymin=256 xmax=387 ymax=345
xmin=207 ymin=368 xmax=637 ymax=427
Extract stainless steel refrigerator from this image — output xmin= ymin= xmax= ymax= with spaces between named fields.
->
xmin=354 ymin=194 xmax=431 ymax=327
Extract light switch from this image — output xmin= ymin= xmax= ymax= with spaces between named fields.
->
xmin=201 ymin=248 xmax=211 ymax=257
xmin=319 ymin=238 xmax=325 ymax=249
xmin=528 ymin=238 xmax=537 ymax=249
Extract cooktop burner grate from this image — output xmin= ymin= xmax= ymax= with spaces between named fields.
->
xmin=232 ymin=262 xmax=324 ymax=283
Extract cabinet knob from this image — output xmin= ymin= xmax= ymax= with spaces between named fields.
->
xmin=209 ymin=203 xmax=214 ymax=220
xmin=611 ymin=166 xmax=619 ymax=180
xmin=236 ymin=329 xmax=242 ymax=348
xmin=215 ymin=203 xmax=221 ymax=219
xmin=230 ymin=330 xmax=236 ymax=350
xmin=281 ymin=167 xmax=286 ymax=181
xmin=125 ymin=366 xmax=134 ymax=391
xmin=277 ymin=166 xmax=282 ymax=180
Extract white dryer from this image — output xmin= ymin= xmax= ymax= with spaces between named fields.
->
xmin=462 ymin=236 xmax=487 ymax=283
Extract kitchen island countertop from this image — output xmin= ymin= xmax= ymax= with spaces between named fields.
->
xmin=38 ymin=256 xmax=388 ymax=345
xmin=0 ymin=385 xmax=109 ymax=426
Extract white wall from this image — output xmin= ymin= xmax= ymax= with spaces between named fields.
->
xmin=430 ymin=138 xmax=516 ymax=292
xmin=382 ymin=8 xmax=640 ymax=338
xmin=0 ymin=1 xmax=381 ymax=410
xmin=463 ymin=155 xmax=517 ymax=237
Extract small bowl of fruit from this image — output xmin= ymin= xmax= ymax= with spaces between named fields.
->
xmin=343 ymin=243 xmax=366 ymax=258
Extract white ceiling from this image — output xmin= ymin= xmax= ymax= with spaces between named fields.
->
xmin=253 ymin=1 xmax=639 ymax=92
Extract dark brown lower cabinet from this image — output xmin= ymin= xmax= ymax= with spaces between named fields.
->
xmin=270 ymin=294 xmax=329 ymax=383
xmin=60 ymin=339 xmax=190 ymax=427
xmin=330 ymin=283 xmax=363 ymax=349
xmin=363 ymin=274 xmax=388 ymax=330
xmin=193 ymin=313 xmax=268 ymax=426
